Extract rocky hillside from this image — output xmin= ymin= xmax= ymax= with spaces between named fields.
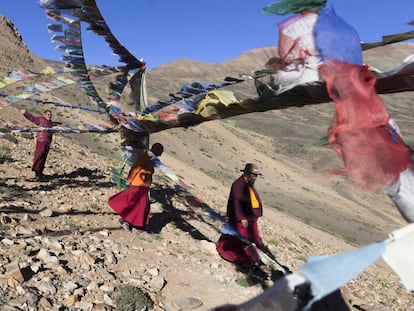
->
xmin=0 ymin=15 xmax=48 ymax=74
xmin=0 ymin=14 xmax=414 ymax=311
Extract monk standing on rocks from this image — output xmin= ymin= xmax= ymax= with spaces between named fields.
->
xmin=20 ymin=109 xmax=60 ymax=181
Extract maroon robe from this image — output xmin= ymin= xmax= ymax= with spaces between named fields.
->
xmin=23 ymin=111 xmax=58 ymax=175
xmin=216 ymin=175 xmax=263 ymax=265
xmin=108 ymin=185 xmax=150 ymax=228
xmin=32 ymin=142 xmax=50 ymax=174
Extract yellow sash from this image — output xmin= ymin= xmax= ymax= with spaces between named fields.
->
xmin=248 ymin=186 xmax=260 ymax=209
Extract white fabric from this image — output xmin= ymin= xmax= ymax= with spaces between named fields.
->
xmin=384 ymin=168 xmax=414 ymax=222
xmin=383 ymin=223 xmax=414 ymax=290
xmin=300 ymin=241 xmax=386 ymax=307
xmin=371 ymin=54 xmax=414 ymax=78
xmin=273 ymin=13 xmax=322 ymax=94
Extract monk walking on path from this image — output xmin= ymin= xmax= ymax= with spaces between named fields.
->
xmin=216 ymin=163 xmax=264 ymax=267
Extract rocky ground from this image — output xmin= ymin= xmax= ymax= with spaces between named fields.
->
xmin=1 ymin=128 xmax=413 ymax=311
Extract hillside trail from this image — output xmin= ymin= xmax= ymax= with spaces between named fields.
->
xmin=1 ymin=128 xmax=413 ymax=310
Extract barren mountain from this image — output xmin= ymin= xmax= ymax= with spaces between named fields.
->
xmin=0 ymin=14 xmax=413 ymax=311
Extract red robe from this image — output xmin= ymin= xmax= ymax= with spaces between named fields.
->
xmin=108 ymin=152 xmax=154 ymax=228
xmin=108 ymin=185 xmax=150 ymax=228
xmin=216 ymin=175 xmax=263 ymax=265
xmin=23 ymin=111 xmax=58 ymax=174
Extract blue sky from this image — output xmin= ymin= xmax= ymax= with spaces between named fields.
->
xmin=1 ymin=0 xmax=413 ymax=69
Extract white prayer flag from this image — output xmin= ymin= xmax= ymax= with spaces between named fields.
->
xmin=383 ymin=223 xmax=414 ymax=290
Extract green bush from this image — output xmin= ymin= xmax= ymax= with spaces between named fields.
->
xmin=0 ymin=186 xmax=30 ymax=200
xmin=268 ymin=238 xmax=279 ymax=247
xmin=0 ymin=151 xmax=12 ymax=164
xmin=0 ymin=288 xmax=10 ymax=304
xmin=235 ymin=275 xmax=257 ymax=287
xmin=113 ymin=285 xmax=154 ymax=311
xmin=235 ymin=276 xmax=249 ymax=287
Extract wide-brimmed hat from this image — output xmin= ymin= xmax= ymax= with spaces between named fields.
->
xmin=240 ymin=163 xmax=262 ymax=175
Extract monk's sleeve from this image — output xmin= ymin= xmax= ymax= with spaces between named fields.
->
xmin=23 ymin=112 xmax=42 ymax=126
xmin=231 ymin=182 xmax=247 ymax=222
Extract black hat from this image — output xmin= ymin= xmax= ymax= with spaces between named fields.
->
xmin=240 ymin=163 xmax=262 ymax=175
xmin=150 ymin=143 xmax=164 ymax=157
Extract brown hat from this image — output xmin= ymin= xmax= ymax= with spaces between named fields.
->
xmin=240 ymin=163 xmax=262 ymax=175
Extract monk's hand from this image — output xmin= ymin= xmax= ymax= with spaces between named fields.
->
xmin=20 ymin=109 xmax=26 ymax=114
xmin=241 ymin=219 xmax=248 ymax=228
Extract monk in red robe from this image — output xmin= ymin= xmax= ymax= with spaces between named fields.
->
xmin=21 ymin=109 xmax=61 ymax=180
xmin=216 ymin=163 xmax=264 ymax=266
xmin=108 ymin=143 xmax=164 ymax=234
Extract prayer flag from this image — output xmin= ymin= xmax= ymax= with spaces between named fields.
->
xmin=383 ymin=223 xmax=414 ymax=290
